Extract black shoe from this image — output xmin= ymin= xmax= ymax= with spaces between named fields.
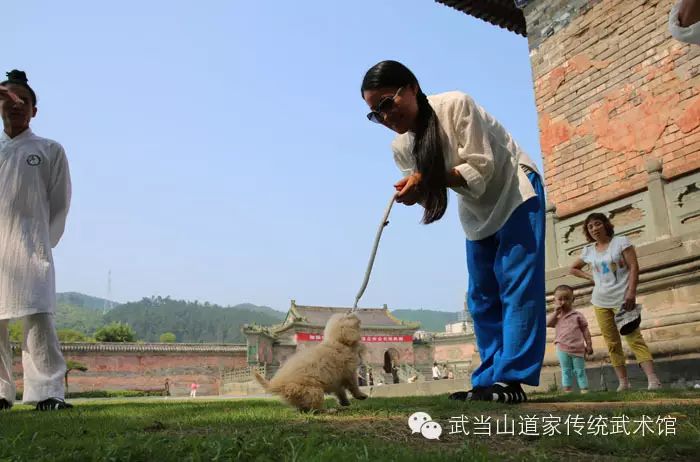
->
xmin=35 ymin=397 xmax=73 ymax=411
xmin=448 ymin=387 xmax=491 ymax=401
xmin=0 ymin=398 xmax=12 ymax=410
xmin=489 ymin=382 xmax=527 ymax=404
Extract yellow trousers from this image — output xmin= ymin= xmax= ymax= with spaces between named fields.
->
xmin=594 ymin=307 xmax=653 ymax=367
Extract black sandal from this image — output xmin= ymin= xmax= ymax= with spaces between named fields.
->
xmin=448 ymin=387 xmax=490 ymax=401
xmin=35 ymin=397 xmax=73 ymax=411
xmin=489 ymin=382 xmax=527 ymax=404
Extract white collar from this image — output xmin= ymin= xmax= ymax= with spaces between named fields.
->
xmin=1 ymin=127 xmax=34 ymax=143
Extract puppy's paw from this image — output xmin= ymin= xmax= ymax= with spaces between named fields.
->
xmin=354 ymin=392 xmax=368 ymax=400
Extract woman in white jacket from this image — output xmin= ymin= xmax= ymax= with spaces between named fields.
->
xmin=361 ymin=61 xmax=545 ymax=403
xmin=0 ymin=70 xmax=72 ymax=411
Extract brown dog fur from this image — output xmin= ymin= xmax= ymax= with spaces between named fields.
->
xmin=254 ymin=313 xmax=368 ymax=412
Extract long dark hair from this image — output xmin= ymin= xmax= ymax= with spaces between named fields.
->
xmin=583 ymin=212 xmax=615 ymax=242
xmin=361 ymin=60 xmax=447 ymax=224
xmin=1 ymin=70 xmax=37 ymax=106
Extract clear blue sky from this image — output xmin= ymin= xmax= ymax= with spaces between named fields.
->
xmin=5 ymin=1 xmax=542 ymax=313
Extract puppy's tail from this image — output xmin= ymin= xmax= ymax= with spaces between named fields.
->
xmin=253 ymin=371 xmax=270 ymax=390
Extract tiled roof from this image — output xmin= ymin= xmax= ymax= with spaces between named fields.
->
xmin=435 ymin=0 xmax=527 ymax=36
xmin=240 ymin=324 xmax=279 ymax=338
xmin=281 ymin=302 xmax=419 ymax=329
xmin=10 ymin=342 xmax=246 ymax=353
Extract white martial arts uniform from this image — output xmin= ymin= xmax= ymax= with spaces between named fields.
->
xmin=0 ymin=128 xmax=71 ymax=404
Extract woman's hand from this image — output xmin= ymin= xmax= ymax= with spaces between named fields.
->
xmin=569 ymin=258 xmax=594 ymax=282
xmin=585 ymin=346 xmax=593 ymax=356
xmin=446 ymin=168 xmax=467 ymax=188
xmin=622 ymin=290 xmax=636 ymax=311
xmin=0 ymin=85 xmax=23 ymax=105
xmin=394 ymin=173 xmax=422 ymax=206
xmin=621 ymin=246 xmax=640 ymax=312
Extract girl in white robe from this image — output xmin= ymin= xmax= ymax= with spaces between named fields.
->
xmin=0 ymin=70 xmax=72 ymax=411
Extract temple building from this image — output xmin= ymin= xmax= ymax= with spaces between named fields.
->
xmin=242 ymin=301 xmax=430 ymax=381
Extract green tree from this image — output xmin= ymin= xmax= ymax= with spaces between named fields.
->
xmin=64 ymin=360 xmax=88 ymax=390
xmin=103 ymin=297 xmax=284 ymax=343
xmin=57 ymin=329 xmax=88 ymax=342
xmin=159 ymin=332 xmax=176 ymax=343
xmin=8 ymin=321 xmax=22 ymax=342
xmin=55 ymin=302 xmax=105 ymax=334
xmin=95 ymin=322 xmax=136 ymax=342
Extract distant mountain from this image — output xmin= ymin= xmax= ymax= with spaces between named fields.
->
xmin=391 ymin=309 xmax=459 ymax=333
xmin=55 ymin=292 xmax=461 ymax=339
xmin=56 ymin=302 xmax=105 ymax=334
xmin=229 ymin=303 xmax=285 ymax=316
xmin=103 ymin=296 xmax=286 ymax=343
xmin=57 ymin=292 xmax=120 ymax=311
xmin=53 ymin=293 xmax=285 ymax=343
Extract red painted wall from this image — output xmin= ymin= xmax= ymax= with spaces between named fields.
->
xmin=11 ymin=349 xmax=247 ymax=396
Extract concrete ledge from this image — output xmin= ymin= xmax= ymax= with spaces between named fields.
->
xmin=546 ymin=250 xmax=700 ymax=296
xmin=543 ymin=318 xmax=700 ymax=366
xmin=221 ymin=381 xmax=266 ymax=396
xmin=360 ymin=379 xmax=468 ymax=398
xmin=222 ymin=358 xmax=700 ymax=398
xmin=540 ymin=355 xmax=700 ymax=392
xmin=360 ymin=375 xmax=559 ymax=397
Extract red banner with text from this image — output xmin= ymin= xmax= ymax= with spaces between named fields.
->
xmin=296 ymin=333 xmax=413 ymax=342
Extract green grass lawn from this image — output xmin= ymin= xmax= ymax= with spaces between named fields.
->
xmin=1 ymin=390 xmax=699 ymax=461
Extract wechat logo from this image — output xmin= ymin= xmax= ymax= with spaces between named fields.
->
xmin=408 ymin=411 xmax=442 ymax=440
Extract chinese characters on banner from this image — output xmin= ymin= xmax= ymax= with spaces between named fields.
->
xmin=296 ymin=333 xmax=413 ymax=342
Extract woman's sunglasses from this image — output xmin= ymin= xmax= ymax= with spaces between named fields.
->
xmin=366 ymin=87 xmax=403 ymax=124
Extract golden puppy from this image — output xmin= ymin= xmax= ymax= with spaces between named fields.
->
xmin=254 ymin=313 xmax=368 ymax=412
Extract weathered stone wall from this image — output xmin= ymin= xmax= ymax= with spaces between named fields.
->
xmin=525 ymin=0 xmax=700 ymax=217
xmin=433 ymin=339 xmax=476 ymax=365
xmin=543 ymin=157 xmax=700 ymax=368
xmin=546 ymin=165 xmax=700 ymax=270
xmin=412 ymin=343 xmax=433 ymax=370
xmin=245 ymin=333 xmax=274 ymax=365
xmin=271 ymin=344 xmax=296 ymax=366
xmin=363 ymin=342 xmax=416 ymax=367
xmin=517 ymin=0 xmax=700 ymax=373
xmin=525 ymin=0 xmax=602 ymax=50
xmin=11 ymin=343 xmax=247 ymax=396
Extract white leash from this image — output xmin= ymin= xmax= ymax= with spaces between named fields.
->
xmin=352 ymin=193 xmax=398 ymax=311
